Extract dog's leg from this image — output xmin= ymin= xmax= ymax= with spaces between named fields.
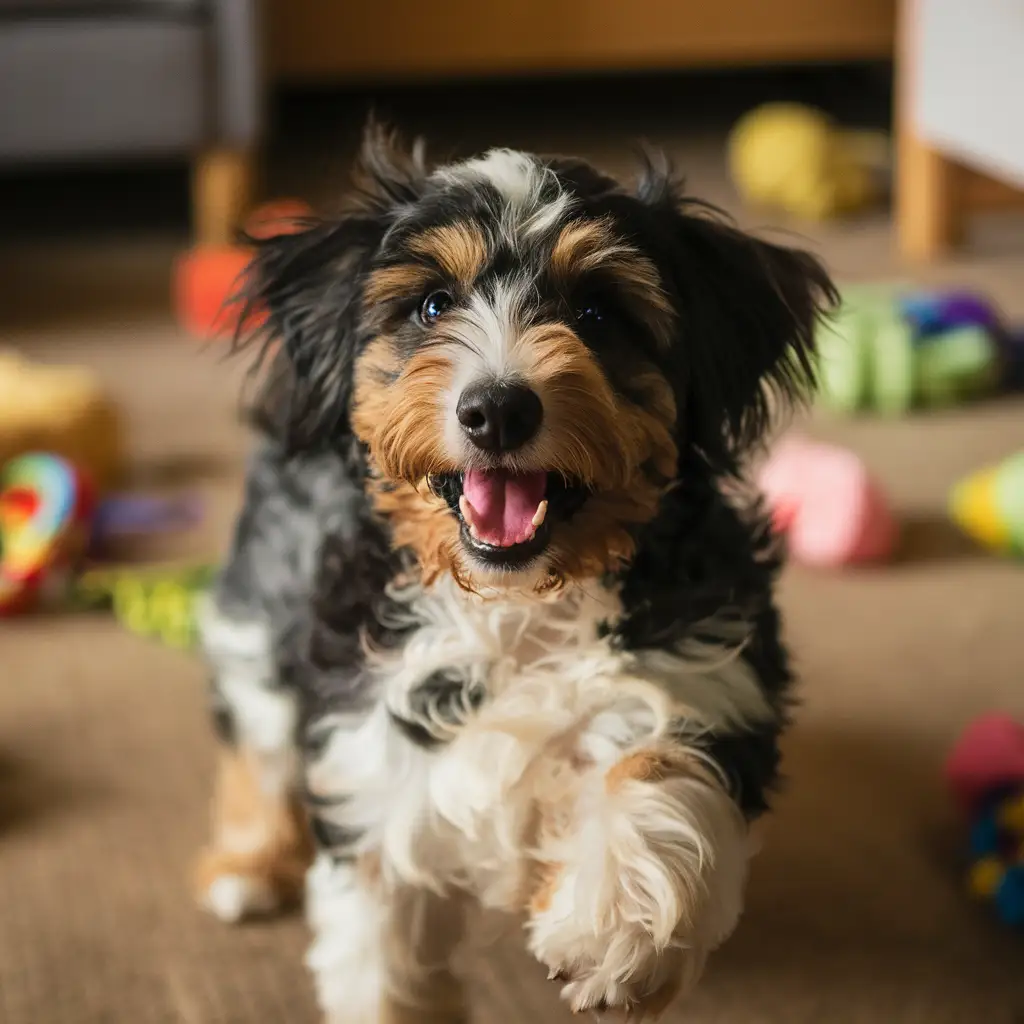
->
xmin=194 ymin=597 xmax=314 ymax=922
xmin=307 ymin=852 xmax=467 ymax=1024
xmin=526 ymin=707 xmax=750 ymax=1016
xmin=195 ymin=742 xmax=313 ymax=922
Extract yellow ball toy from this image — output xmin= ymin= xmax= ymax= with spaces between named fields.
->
xmin=728 ymin=103 xmax=888 ymax=221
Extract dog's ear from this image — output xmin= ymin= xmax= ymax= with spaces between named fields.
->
xmin=634 ymin=153 xmax=837 ymax=469
xmin=241 ymin=121 xmax=428 ymax=451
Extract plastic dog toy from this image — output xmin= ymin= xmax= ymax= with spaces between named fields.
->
xmin=73 ymin=562 xmax=216 ymax=649
xmin=0 ymin=349 xmax=124 ymax=489
xmin=816 ymin=287 xmax=1005 ymax=415
xmin=174 ymin=198 xmax=312 ymax=339
xmin=949 ymin=450 xmax=1024 ymax=557
xmin=0 ymin=452 xmax=96 ymax=615
xmin=757 ymin=436 xmax=898 ymax=567
xmin=945 ymin=715 xmax=1024 ymax=928
xmin=728 ymin=103 xmax=888 ymax=221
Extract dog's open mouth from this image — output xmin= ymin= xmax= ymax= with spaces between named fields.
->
xmin=430 ymin=470 xmax=588 ymax=567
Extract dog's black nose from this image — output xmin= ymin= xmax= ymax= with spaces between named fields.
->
xmin=456 ymin=381 xmax=543 ymax=453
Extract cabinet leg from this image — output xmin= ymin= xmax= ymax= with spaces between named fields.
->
xmin=192 ymin=148 xmax=256 ymax=246
xmin=896 ymin=128 xmax=962 ymax=262
xmin=896 ymin=0 xmax=962 ymax=261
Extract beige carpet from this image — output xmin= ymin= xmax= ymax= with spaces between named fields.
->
xmin=2 ymin=100 xmax=1024 ymax=1023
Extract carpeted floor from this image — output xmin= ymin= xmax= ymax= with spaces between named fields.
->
xmin=2 ymin=77 xmax=1023 ymax=1024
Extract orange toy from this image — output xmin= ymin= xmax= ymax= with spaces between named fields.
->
xmin=174 ymin=199 xmax=312 ymax=340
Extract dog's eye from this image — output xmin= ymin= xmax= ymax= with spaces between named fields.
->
xmin=576 ymin=302 xmax=604 ymax=323
xmin=419 ymin=290 xmax=453 ymax=324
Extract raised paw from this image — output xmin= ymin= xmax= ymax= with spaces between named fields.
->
xmin=527 ymin=751 xmax=750 ymax=1016
xmin=532 ymin=893 xmax=698 ymax=1018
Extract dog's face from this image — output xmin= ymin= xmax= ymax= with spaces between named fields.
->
xmin=249 ymin=128 xmax=835 ymax=591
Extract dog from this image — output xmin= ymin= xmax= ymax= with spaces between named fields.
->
xmin=193 ymin=123 xmax=836 ymax=1023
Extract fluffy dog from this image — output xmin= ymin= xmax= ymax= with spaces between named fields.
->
xmin=194 ymin=124 xmax=836 ymax=1023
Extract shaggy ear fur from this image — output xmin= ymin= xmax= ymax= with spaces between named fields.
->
xmin=633 ymin=153 xmax=838 ymax=470
xmin=240 ymin=122 xmax=428 ymax=451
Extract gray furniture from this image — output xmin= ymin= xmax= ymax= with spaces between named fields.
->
xmin=0 ymin=0 xmax=263 ymax=243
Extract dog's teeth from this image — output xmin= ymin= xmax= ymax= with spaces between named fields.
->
xmin=531 ymin=500 xmax=548 ymax=528
xmin=459 ymin=494 xmax=474 ymax=524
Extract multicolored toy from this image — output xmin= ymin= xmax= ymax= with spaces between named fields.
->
xmin=0 ymin=443 xmax=212 ymax=623
xmin=949 ymin=450 xmax=1024 ymax=558
xmin=0 ymin=453 xmax=96 ymax=615
xmin=757 ymin=435 xmax=898 ymax=567
xmin=945 ymin=715 xmax=1024 ymax=928
xmin=816 ymin=286 xmax=1009 ymax=415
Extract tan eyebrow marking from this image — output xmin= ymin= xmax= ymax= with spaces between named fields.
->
xmin=363 ymin=221 xmax=489 ymax=309
xmin=363 ymin=263 xmax=436 ymax=307
xmin=407 ymin=221 xmax=488 ymax=286
xmin=551 ymin=217 xmax=674 ymax=344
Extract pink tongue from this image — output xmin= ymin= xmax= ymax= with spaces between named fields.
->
xmin=462 ymin=469 xmax=547 ymax=547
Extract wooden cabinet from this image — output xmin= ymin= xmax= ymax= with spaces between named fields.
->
xmin=268 ymin=0 xmax=895 ymax=83
xmin=896 ymin=0 xmax=1024 ymax=260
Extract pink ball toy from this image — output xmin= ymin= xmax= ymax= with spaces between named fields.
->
xmin=757 ymin=436 xmax=898 ymax=567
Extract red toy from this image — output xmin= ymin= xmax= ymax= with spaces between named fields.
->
xmin=173 ymin=199 xmax=313 ymax=340
xmin=946 ymin=715 xmax=1024 ymax=813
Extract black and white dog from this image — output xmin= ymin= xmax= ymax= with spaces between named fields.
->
xmin=194 ymin=124 xmax=835 ymax=1023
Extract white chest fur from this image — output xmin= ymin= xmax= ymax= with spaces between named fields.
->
xmin=308 ymin=575 xmax=772 ymax=898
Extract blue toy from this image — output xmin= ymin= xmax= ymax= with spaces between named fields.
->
xmin=966 ymin=789 xmax=1024 ymax=927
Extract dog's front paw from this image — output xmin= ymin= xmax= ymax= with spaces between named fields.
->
xmin=545 ymin=947 xmax=695 ymax=1018
xmin=527 ymin=755 xmax=750 ymax=1016
xmin=528 ymin=863 xmax=701 ymax=1017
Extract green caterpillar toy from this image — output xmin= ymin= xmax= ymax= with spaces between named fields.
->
xmin=816 ymin=286 xmax=1006 ymax=415
xmin=72 ymin=563 xmax=215 ymax=650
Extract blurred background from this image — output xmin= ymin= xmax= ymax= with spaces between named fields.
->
xmin=1 ymin=2 xmax=1022 ymax=1023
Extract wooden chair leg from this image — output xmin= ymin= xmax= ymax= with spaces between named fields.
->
xmin=192 ymin=148 xmax=256 ymax=246
xmin=895 ymin=0 xmax=962 ymax=262
xmin=896 ymin=127 xmax=962 ymax=262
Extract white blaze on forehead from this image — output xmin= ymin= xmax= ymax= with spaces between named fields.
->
xmin=451 ymin=149 xmax=542 ymax=202
xmin=441 ymin=275 xmax=539 ymax=461
xmin=437 ymin=148 xmax=574 ymax=240
xmin=458 ymin=276 xmax=535 ymax=376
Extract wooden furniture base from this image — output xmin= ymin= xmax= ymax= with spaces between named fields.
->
xmin=896 ymin=0 xmax=1024 ymax=262
xmin=268 ymin=0 xmax=896 ymax=82
xmin=192 ymin=148 xmax=256 ymax=246
xmin=896 ymin=123 xmax=962 ymax=262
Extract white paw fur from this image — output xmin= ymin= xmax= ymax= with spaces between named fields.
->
xmin=528 ymin=766 xmax=749 ymax=1015
xmin=203 ymin=873 xmax=280 ymax=924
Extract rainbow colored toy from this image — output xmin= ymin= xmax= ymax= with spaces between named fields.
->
xmin=816 ymin=286 xmax=1009 ymax=415
xmin=0 ymin=452 xmax=95 ymax=615
xmin=946 ymin=715 xmax=1024 ymax=928
xmin=949 ymin=450 xmax=1024 ymax=558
